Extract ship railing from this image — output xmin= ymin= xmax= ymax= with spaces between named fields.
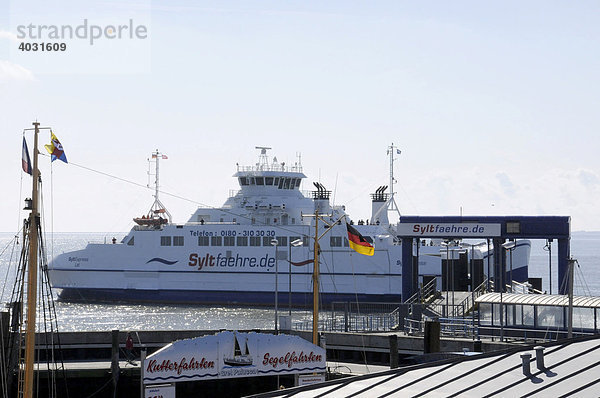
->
xmin=236 ymin=164 xmax=303 ymax=173
xmin=186 ymin=221 xmax=239 ymax=225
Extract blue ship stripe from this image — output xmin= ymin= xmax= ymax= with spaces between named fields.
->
xmin=146 ymin=258 xmax=178 ymax=265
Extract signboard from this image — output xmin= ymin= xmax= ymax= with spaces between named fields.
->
xmin=298 ymin=374 xmax=326 ymax=386
xmin=143 ymin=331 xmax=326 ymax=384
xmin=145 ymin=384 xmax=175 ymax=398
xmin=397 ymin=223 xmax=501 ymax=237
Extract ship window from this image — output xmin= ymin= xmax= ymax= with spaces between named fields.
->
xmin=278 ymin=178 xmax=284 ymax=189
xmin=255 ymin=177 xmax=264 ymax=185
xmin=291 ymin=218 xmax=296 ymax=224
xmin=198 ymin=236 xmax=209 ymax=246
xmin=288 ymin=178 xmax=296 ymax=189
xmin=303 ymin=237 xmax=309 ymax=247
xmin=265 ymin=177 xmax=274 ymax=185
xmin=174 ymin=236 xmax=184 ymax=246
xmin=330 ymin=236 xmax=342 ymax=247
xmin=250 ymin=237 xmax=261 ymax=246
xmin=239 ymin=177 xmax=248 ymax=186
xmin=295 ymin=179 xmax=301 ymax=188
xmin=249 ymin=177 xmax=255 ymax=185
xmin=283 ymin=178 xmax=290 ymax=189
xmin=127 ymin=237 xmax=134 ymax=246
xmin=237 ymin=236 xmax=248 ymax=246
xmin=276 ymin=237 xmax=287 ymax=247
xmin=343 ymin=237 xmax=349 ymax=247
xmin=211 ymin=236 xmax=222 ymax=246
xmin=274 ymin=177 xmax=280 ymax=187
xmin=263 ymin=237 xmax=271 ymax=246
xmin=160 ymin=236 xmax=171 ymax=246
xmin=224 ymin=236 xmax=235 ymax=246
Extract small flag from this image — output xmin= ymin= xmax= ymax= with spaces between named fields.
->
xmin=346 ymin=223 xmax=374 ymax=256
xmin=44 ymin=131 xmax=68 ymax=163
xmin=22 ymin=137 xmax=32 ymax=175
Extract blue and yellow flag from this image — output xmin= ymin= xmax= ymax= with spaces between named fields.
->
xmin=45 ymin=131 xmax=68 ymax=163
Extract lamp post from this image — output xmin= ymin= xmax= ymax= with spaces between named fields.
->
xmin=289 ymin=239 xmax=303 ymax=315
xmin=271 ymin=238 xmax=279 ymax=334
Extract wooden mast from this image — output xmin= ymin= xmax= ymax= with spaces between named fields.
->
xmin=312 ymin=210 xmax=319 ymax=345
xmin=24 ymin=121 xmax=40 ymax=398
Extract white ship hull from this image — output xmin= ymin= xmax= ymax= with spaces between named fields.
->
xmin=48 ymin=148 xmax=531 ymax=305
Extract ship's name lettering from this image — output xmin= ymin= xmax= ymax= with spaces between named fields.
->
xmin=146 ymin=357 xmax=214 ymax=375
xmin=189 ymin=253 xmax=275 ymax=270
xmin=68 ymin=257 xmax=89 ymax=262
xmin=263 ymin=351 xmax=322 ymax=369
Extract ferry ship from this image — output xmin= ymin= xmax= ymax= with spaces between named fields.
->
xmin=48 ymin=147 xmax=530 ymax=305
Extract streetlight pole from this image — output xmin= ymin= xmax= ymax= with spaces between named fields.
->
xmin=271 ymin=238 xmax=279 ymax=334
xmin=289 ymin=239 xmax=303 ymax=316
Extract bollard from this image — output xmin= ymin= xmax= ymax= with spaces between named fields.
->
xmin=424 ymin=320 xmax=440 ymax=353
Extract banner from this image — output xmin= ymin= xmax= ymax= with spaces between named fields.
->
xmin=143 ymin=331 xmax=325 ymax=384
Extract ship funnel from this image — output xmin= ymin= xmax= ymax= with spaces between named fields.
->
xmin=312 ymin=181 xmax=331 ymax=213
xmin=370 ymin=186 xmax=390 ymax=226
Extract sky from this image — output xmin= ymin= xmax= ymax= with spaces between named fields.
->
xmin=1 ymin=0 xmax=599 ymax=233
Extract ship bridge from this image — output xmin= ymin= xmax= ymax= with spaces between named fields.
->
xmin=233 ymin=146 xmax=306 ymax=192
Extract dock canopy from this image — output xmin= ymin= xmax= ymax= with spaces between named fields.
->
xmin=476 ymin=293 xmax=600 ymax=333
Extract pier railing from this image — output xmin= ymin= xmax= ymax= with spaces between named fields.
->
xmin=292 ymin=302 xmax=404 ymax=333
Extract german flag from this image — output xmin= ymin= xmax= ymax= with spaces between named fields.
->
xmin=346 ymin=223 xmax=374 ymax=256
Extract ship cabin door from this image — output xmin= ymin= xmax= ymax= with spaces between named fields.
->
xmin=281 ymin=214 xmax=289 ymax=225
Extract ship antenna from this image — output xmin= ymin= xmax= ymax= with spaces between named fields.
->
xmin=147 ymin=150 xmax=172 ymax=223
xmin=387 ymin=143 xmax=401 ymax=218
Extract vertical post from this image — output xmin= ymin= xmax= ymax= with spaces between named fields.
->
xmin=557 ymin=238 xmax=571 ymax=295
xmin=24 ymin=121 xmax=40 ymax=398
xmin=548 ymin=239 xmax=552 ymax=294
xmin=288 ymin=243 xmax=292 ymax=316
xmin=389 ymin=335 xmax=398 ymax=369
xmin=568 ymin=259 xmax=574 ymax=338
xmin=140 ymin=349 xmax=146 ymax=398
xmin=312 ymin=211 xmax=319 ymax=345
xmin=401 ymin=238 xmax=413 ymax=302
xmin=111 ymin=329 xmax=120 ymax=397
xmin=275 ymin=242 xmax=278 ymax=334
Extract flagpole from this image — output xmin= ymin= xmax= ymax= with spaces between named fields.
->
xmin=24 ymin=121 xmax=40 ymax=398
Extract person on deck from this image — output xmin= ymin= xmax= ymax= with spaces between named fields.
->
xmin=125 ymin=332 xmax=134 ymax=362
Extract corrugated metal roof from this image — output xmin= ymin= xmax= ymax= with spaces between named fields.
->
xmin=475 ymin=293 xmax=600 ymax=308
xmin=250 ymin=336 xmax=600 ymax=397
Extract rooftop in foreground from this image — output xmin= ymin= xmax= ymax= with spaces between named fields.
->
xmin=251 ymin=335 xmax=600 ymax=397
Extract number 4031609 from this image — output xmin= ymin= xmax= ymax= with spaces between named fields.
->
xmin=19 ymin=42 xmax=67 ymax=51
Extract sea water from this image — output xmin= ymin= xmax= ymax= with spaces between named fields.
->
xmin=0 ymin=232 xmax=598 ymax=332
